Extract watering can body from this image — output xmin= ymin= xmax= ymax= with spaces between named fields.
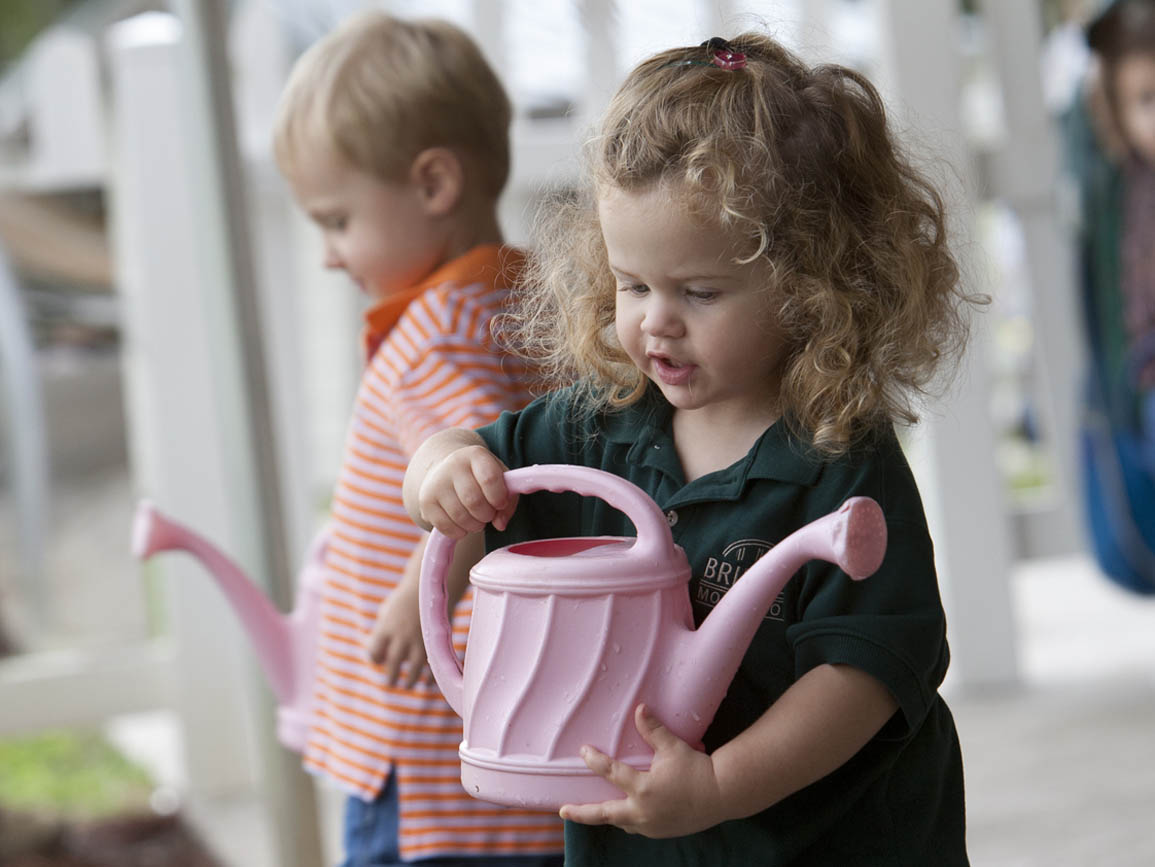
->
xmin=420 ymin=464 xmax=887 ymax=809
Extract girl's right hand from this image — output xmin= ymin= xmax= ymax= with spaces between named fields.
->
xmin=417 ymin=444 xmax=517 ymax=538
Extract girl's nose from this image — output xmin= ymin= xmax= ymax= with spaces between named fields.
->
xmin=641 ymin=296 xmax=684 ymax=338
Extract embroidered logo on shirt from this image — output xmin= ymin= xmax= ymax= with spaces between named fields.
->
xmin=696 ymin=538 xmax=786 ymax=622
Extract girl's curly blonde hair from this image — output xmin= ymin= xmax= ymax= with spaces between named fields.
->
xmin=509 ymin=33 xmax=979 ymax=455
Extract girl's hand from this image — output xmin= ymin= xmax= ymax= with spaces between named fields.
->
xmin=418 ymin=444 xmax=516 ymax=538
xmin=560 ymin=704 xmax=731 ymax=839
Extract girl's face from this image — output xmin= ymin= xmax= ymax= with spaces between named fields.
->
xmin=599 ymin=184 xmax=787 ymax=429
xmin=289 ymin=144 xmax=445 ymax=300
xmin=1115 ymin=52 xmax=1155 ymax=165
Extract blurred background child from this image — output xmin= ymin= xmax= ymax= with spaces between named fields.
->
xmin=1065 ymin=0 xmax=1155 ymax=595
xmin=272 ymin=11 xmax=562 ymax=866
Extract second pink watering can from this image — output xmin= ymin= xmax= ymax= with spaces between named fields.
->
xmin=420 ymin=464 xmax=887 ymax=810
xmin=131 ymin=502 xmax=326 ymax=753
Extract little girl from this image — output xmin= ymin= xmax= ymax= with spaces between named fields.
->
xmin=404 ymin=34 xmax=974 ymax=865
xmin=1066 ymin=0 xmax=1155 ymax=593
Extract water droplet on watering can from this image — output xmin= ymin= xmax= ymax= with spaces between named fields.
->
xmin=599 ymin=663 xmax=608 ymax=672
xmin=612 ymin=643 xmax=621 ymax=653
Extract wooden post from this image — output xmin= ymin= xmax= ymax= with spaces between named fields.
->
xmin=875 ymin=0 xmax=1020 ymax=689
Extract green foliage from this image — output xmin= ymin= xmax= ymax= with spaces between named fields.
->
xmin=0 ymin=730 xmax=154 ymax=818
xmin=0 ymin=0 xmax=83 ymax=72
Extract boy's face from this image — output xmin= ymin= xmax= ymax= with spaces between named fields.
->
xmin=289 ymin=145 xmax=444 ymax=300
xmin=1115 ymin=52 xmax=1155 ymax=165
xmin=600 ymin=183 xmax=787 ymax=432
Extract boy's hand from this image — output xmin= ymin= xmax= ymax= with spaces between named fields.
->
xmin=366 ymin=538 xmax=428 ymax=687
xmin=559 ymin=704 xmax=730 ymax=839
xmin=418 ymin=444 xmax=516 ymax=537
xmin=365 ymin=575 xmax=427 ymax=687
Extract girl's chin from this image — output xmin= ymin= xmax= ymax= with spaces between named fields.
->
xmin=650 ymin=378 xmax=705 ymax=409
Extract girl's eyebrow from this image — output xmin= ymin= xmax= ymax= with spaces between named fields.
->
xmin=609 ymin=263 xmax=738 ymax=284
xmin=607 ymin=264 xmax=639 ymax=280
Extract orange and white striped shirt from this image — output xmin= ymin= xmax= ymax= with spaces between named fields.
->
xmin=304 ymin=245 xmax=563 ymax=859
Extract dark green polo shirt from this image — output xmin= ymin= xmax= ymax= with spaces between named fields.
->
xmin=478 ymin=387 xmax=967 ymax=866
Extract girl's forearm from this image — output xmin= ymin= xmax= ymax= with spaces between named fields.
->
xmin=710 ymin=663 xmax=898 ymax=821
xmin=403 ymin=427 xmax=486 ymax=529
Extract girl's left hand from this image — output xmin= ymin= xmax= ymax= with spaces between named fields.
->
xmin=559 ymin=704 xmax=730 ymax=838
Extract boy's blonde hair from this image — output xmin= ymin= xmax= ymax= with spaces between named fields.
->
xmin=513 ymin=33 xmax=977 ymax=454
xmin=273 ymin=11 xmax=511 ymax=197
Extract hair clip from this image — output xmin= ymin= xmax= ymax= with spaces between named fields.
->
xmin=703 ymin=37 xmax=747 ymax=70
xmin=660 ymin=37 xmax=748 ymax=71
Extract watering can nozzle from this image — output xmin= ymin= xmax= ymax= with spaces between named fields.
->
xmin=132 ymin=500 xmax=169 ymax=559
xmin=130 ymin=498 xmax=326 ymax=753
xmin=834 ymin=497 xmax=887 ymax=580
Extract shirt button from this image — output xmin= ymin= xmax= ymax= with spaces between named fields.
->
xmin=665 ymin=510 xmax=678 ymax=527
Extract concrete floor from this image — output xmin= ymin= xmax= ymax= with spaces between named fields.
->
xmin=3 ymin=464 xmax=1155 ymax=866
xmin=953 ymin=557 xmax=1155 ymax=867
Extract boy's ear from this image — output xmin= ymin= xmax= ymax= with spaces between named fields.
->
xmin=410 ymin=148 xmax=464 ymax=217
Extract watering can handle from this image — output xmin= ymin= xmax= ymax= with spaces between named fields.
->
xmin=419 ymin=464 xmax=676 ymax=716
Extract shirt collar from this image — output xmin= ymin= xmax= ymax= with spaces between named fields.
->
xmin=361 ymin=244 xmax=525 ymax=362
xmin=603 ymin=388 xmax=821 ymax=487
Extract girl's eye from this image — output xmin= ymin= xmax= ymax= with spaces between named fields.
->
xmin=686 ymin=288 xmax=718 ymax=302
xmin=620 ymin=283 xmax=649 ymax=295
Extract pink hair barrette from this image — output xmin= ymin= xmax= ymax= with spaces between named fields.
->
xmin=661 ymin=37 xmax=748 ymax=71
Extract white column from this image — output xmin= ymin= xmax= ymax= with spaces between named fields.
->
xmin=107 ymin=9 xmax=322 ymax=866
xmin=0 ymin=246 xmax=48 ymax=614
xmin=875 ymin=0 xmax=1020 ymax=688
xmin=108 ymin=12 xmax=261 ymax=797
xmin=580 ymin=0 xmax=620 ymax=121
xmin=976 ymin=0 xmax=1087 ymax=559
xmin=795 ymin=0 xmax=835 ymax=58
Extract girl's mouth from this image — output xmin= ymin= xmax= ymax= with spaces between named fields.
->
xmin=650 ymin=354 xmax=695 ymax=386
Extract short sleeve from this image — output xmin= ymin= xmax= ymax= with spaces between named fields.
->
xmin=478 ymin=389 xmax=593 ymax=548
xmin=477 ymin=389 xmax=585 ymax=468
xmin=391 ymin=287 xmax=529 ymax=458
xmin=785 ymin=437 xmax=950 ymax=738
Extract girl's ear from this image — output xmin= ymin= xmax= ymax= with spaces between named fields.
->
xmin=410 ymin=147 xmax=465 ymax=217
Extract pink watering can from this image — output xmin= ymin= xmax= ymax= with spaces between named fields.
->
xmin=419 ymin=464 xmax=887 ymax=810
xmin=131 ymin=501 xmax=326 ymax=753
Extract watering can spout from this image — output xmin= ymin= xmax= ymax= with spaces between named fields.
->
xmin=132 ymin=500 xmax=325 ymax=752
xmin=664 ymin=497 xmax=887 ymax=726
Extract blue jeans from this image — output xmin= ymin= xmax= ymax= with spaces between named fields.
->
xmin=339 ymin=775 xmax=563 ymax=867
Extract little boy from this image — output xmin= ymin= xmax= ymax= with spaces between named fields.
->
xmin=272 ymin=12 xmax=563 ymax=865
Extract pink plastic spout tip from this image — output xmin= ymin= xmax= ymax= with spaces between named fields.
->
xmin=835 ymin=497 xmax=887 ymax=580
xmin=132 ymin=500 xmax=167 ymax=560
